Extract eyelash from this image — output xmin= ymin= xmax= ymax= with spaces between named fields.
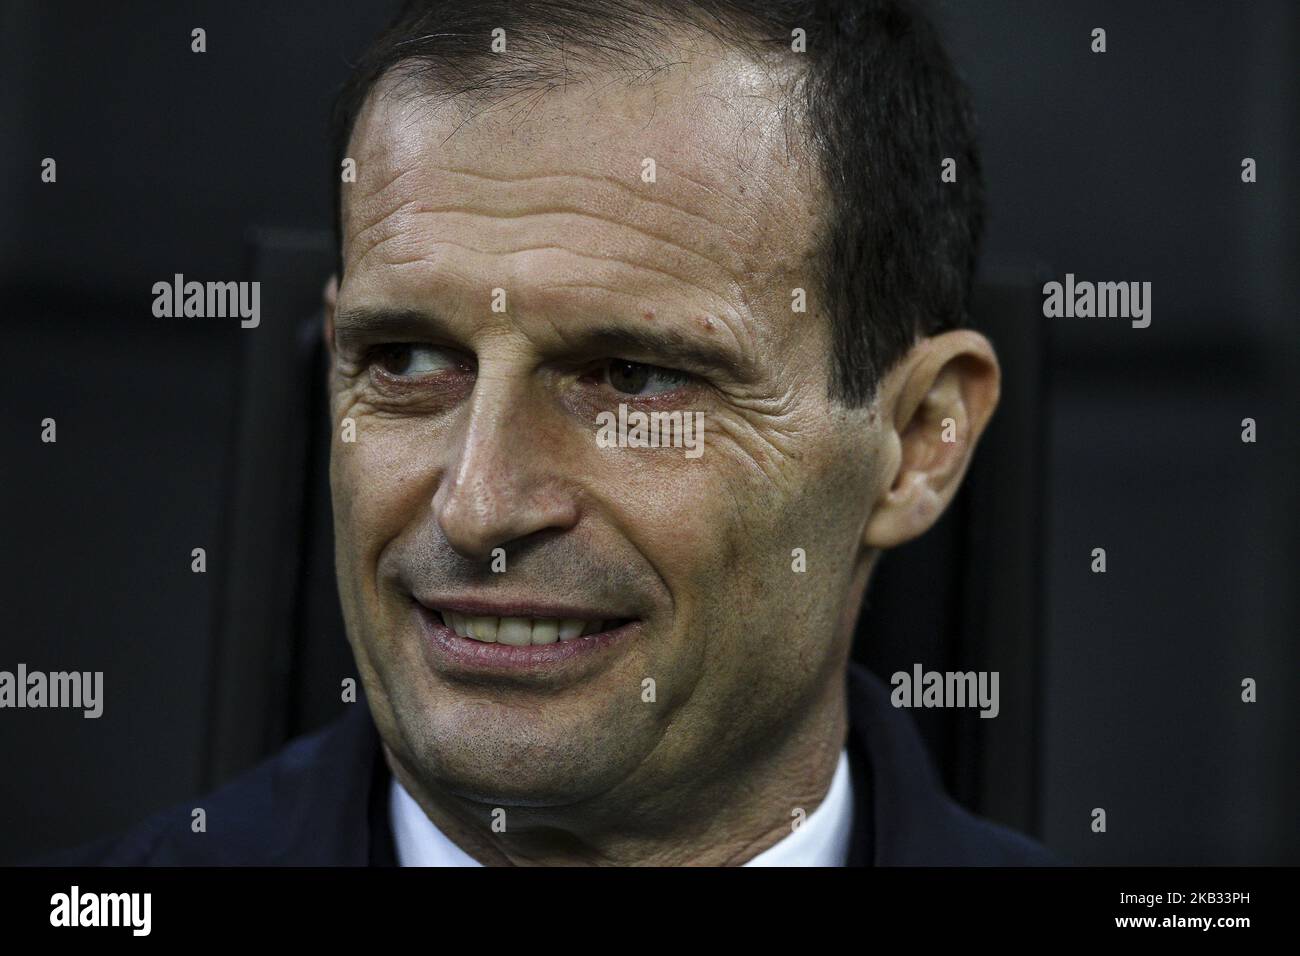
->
xmin=364 ymin=342 xmax=443 ymax=370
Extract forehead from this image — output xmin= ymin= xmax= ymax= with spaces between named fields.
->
xmin=341 ymin=41 xmax=823 ymax=309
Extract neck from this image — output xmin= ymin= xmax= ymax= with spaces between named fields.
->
xmin=385 ymin=678 xmax=850 ymax=866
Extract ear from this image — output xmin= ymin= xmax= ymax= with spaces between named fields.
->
xmin=322 ymin=273 xmax=339 ymax=356
xmin=862 ymin=330 xmax=1000 ymax=549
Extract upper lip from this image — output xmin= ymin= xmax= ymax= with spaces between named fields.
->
xmin=413 ymin=595 xmax=631 ymax=622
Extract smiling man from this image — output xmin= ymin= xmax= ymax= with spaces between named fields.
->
xmin=50 ymin=0 xmax=1053 ymax=867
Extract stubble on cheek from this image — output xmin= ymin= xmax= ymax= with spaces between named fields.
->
xmin=693 ymin=405 xmax=880 ymax=733
xmin=328 ymin=413 xmax=424 ymax=719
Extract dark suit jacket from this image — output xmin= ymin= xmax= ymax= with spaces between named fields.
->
xmin=40 ymin=664 xmax=1057 ymax=866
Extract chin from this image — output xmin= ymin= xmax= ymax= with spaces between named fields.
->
xmin=392 ymin=690 xmax=645 ymax=808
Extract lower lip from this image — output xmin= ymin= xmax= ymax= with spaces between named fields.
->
xmin=415 ymin=606 xmax=640 ymax=678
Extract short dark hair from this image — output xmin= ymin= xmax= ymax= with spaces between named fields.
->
xmin=331 ymin=0 xmax=983 ymax=405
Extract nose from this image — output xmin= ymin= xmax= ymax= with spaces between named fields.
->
xmin=431 ymin=369 xmax=580 ymax=561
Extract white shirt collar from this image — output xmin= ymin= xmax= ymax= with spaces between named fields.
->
xmin=389 ymin=748 xmax=854 ymax=867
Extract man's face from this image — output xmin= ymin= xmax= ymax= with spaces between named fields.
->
xmin=330 ymin=42 xmax=886 ymax=819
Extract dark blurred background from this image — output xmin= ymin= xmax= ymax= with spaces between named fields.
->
xmin=1 ymin=1 xmax=1296 ymax=865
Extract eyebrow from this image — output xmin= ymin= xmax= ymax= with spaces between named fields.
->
xmin=333 ymin=306 xmax=751 ymax=377
xmin=334 ymin=307 xmax=441 ymax=340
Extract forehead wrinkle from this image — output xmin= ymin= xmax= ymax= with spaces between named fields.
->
xmin=363 ymin=233 xmax=748 ymax=328
xmin=345 ymin=161 xmax=772 ymax=311
xmin=345 ymin=192 xmax=426 ymax=275
xmin=431 ymin=166 xmax=763 ymax=253
xmin=348 ymin=162 xmax=765 ymax=283
xmin=379 ymin=204 xmax=743 ymax=302
xmin=345 ymin=170 xmax=798 ymax=333
xmin=346 ymin=102 xmax=812 ymax=283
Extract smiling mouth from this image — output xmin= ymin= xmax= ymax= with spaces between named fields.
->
xmin=430 ymin=609 xmax=633 ymax=646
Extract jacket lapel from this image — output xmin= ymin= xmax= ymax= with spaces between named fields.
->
xmin=271 ymin=699 xmax=389 ymax=865
xmin=845 ymin=661 xmax=984 ymax=865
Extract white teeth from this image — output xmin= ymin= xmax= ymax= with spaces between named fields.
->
xmin=440 ymin=612 xmax=611 ymax=645
xmin=495 ymin=618 xmax=532 ymax=646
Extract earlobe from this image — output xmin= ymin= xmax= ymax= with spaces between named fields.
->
xmin=862 ymin=330 xmax=1000 ymax=550
xmin=864 ymin=470 xmax=946 ymax=549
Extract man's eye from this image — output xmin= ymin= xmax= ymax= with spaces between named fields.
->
xmin=604 ymin=360 xmax=691 ymax=397
xmin=370 ymin=344 xmax=455 ymax=377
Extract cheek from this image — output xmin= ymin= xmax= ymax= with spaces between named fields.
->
xmin=680 ymin=423 xmax=875 ymax=651
xmin=591 ymin=450 xmax=731 ymax=578
xmin=590 ymin=414 xmax=833 ymax=609
xmin=593 ymin=446 xmax=790 ymax=668
xmin=330 ymin=420 xmax=437 ymax=576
